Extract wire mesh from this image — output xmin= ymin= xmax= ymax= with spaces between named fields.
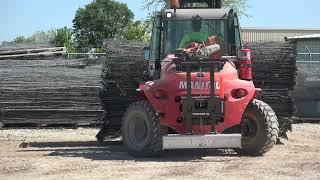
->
xmin=0 ymin=56 xmax=104 ymax=125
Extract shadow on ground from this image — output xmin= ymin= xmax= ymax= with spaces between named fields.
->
xmin=18 ymin=141 xmax=240 ymax=162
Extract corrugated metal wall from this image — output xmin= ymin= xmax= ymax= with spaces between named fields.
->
xmin=294 ymin=39 xmax=320 ymax=119
xmin=242 ymin=28 xmax=320 ymax=42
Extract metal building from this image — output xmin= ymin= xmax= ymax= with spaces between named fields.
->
xmin=242 ymin=28 xmax=320 ymax=42
xmin=286 ymin=35 xmax=320 ymax=120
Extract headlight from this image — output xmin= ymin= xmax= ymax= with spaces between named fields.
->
xmin=166 ymin=12 xmax=173 ymax=18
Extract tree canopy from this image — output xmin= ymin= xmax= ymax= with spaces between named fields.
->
xmin=125 ymin=21 xmax=151 ymax=42
xmin=55 ymin=27 xmax=75 ymax=53
xmin=222 ymin=0 xmax=249 ymax=17
xmin=0 ymin=29 xmax=63 ymax=47
xmin=73 ymin=0 xmax=134 ymax=51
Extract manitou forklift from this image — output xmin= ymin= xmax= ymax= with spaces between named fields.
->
xmin=102 ymin=0 xmax=279 ymax=157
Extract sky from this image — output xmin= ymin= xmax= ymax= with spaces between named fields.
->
xmin=0 ymin=0 xmax=320 ymax=42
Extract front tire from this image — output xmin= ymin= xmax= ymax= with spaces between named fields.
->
xmin=236 ymin=99 xmax=279 ymax=156
xmin=121 ymin=101 xmax=162 ymax=157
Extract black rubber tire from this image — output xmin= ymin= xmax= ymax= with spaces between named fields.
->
xmin=121 ymin=101 xmax=162 ymax=157
xmin=0 ymin=111 xmax=3 ymax=129
xmin=235 ymin=99 xmax=279 ymax=156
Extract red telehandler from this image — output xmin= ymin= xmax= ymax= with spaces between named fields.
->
xmin=98 ymin=0 xmax=279 ymax=157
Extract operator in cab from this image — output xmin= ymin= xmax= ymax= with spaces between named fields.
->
xmin=178 ymin=16 xmax=221 ymax=60
xmin=179 ymin=16 xmax=208 ymax=48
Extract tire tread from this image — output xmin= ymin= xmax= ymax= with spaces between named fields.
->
xmin=121 ymin=100 xmax=162 ymax=157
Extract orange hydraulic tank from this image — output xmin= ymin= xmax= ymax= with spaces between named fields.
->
xmin=171 ymin=0 xmax=180 ymax=9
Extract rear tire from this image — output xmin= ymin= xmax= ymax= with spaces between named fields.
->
xmin=0 ymin=111 xmax=3 ymax=129
xmin=235 ymin=99 xmax=279 ymax=156
xmin=121 ymin=101 xmax=162 ymax=157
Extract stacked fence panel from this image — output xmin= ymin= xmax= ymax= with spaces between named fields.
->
xmin=250 ymin=42 xmax=297 ymax=135
xmin=0 ymin=58 xmax=103 ymax=126
xmin=99 ymin=40 xmax=149 ymax=129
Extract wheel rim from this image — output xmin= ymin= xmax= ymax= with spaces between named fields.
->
xmin=128 ymin=113 xmax=148 ymax=147
xmin=242 ymin=115 xmax=259 ymax=144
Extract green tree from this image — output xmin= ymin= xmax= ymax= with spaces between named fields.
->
xmin=10 ymin=30 xmax=56 ymax=45
xmin=55 ymin=27 xmax=76 ymax=53
xmin=27 ymin=30 xmax=56 ymax=43
xmin=4 ymin=29 xmax=76 ymax=52
xmin=73 ymin=0 xmax=134 ymax=51
xmin=144 ymin=0 xmax=249 ymax=17
xmin=125 ymin=21 xmax=150 ymax=42
xmin=13 ymin=36 xmax=27 ymax=44
xmin=222 ymin=0 xmax=249 ymax=17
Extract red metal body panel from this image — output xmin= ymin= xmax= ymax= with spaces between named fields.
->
xmin=139 ymin=55 xmax=255 ymax=134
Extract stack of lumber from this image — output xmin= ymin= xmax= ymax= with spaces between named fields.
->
xmin=0 ymin=58 xmax=103 ymax=126
xmin=99 ymin=40 xmax=149 ymax=128
xmin=0 ymin=47 xmax=66 ymax=60
xmin=250 ymin=42 xmax=297 ymax=135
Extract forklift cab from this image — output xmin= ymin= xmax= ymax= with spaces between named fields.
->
xmin=146 ymin=7 xmax=242 ymax=79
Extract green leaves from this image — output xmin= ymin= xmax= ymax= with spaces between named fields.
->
xmin=72 ymin=0 xmax=134 ymax=52
xmin=125 ymin=21 xmax=151 ymax=42
xmin=55 ymin=27 xmax=75 ymax=53
xmin=1 ymin=30 xmax=57 ymax=46
xmin=222 ymin=0 xmax=250 ymax=17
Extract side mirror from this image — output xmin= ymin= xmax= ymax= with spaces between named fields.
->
xmin=144 ymin=47 xmax=151 ymax=61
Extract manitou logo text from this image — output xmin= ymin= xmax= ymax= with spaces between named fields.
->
xmin=178 ymin=81 xmax=220 ymax=90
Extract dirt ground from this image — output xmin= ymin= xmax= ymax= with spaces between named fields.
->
xmin=0 ymin=123 xmax=319 ymax=180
